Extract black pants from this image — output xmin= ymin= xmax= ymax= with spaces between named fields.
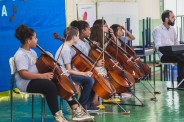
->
xmin=27 ymin=79 xmax=59 ymax=115
xmin=161 ymin=53 xmax=184 ymax=85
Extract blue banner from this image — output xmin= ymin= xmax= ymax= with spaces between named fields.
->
xmin=0 ymin=0 xmax=66 ymax=91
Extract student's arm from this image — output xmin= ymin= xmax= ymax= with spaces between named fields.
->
xmin=15 ymin=54 xmax=53 ymax=80
xmin=65 ymin=63 xmax=91 ymax=77
xmin=126 ymin=31 xmax=135 ymax=41
xmin=109 ymin=28 xmax=121 ymax=46
xmin=61 ymin=49 xmax=92 ymax=77
xmin=19 ymin=70 xmax=53 ymax=80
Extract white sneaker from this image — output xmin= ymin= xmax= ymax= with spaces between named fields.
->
xmin=72 ymin=107 xmax=94 ymax=121
xmin=54 ymin=110 xmax=68 ymax=122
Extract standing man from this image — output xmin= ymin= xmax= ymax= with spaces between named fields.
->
xmin=153 ymin=10 xmax=184 ymax=88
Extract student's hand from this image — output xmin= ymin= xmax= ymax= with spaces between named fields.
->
xmin=92 ymin=41 xmax=99 ymax=45
xmin=46 ymin=51 xmax=53 ymax=58
xmin=109 ymin=28 xmax=115 ymax=37
xmin=97 ymin=59 xmax=105 ymax=67
xmin=109 ymin=28 xmax=117 ymax=41
xmin=41 ymin=72 xmax=54 ymax=80
xmin=82 ymin=71 xmax=93 ymax=77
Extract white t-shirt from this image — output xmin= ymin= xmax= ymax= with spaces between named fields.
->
xmin=14 ymin=48 xmax=38 ymax=92
xmin=55 ymin=43 xmax=76 ymax=76
xmin=75 ymin=39 xmax=107 ymax=77
xmin=74 ymin=39 xmax=91 ymax=56
xmin=119 ymin=36 xmax=128 ymax=45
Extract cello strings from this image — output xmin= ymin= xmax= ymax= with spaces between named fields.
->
xmin=53 ymin=35 xmax=68 ymax=72
xmin=102 ymin=17 xmax=105 ymax=61
xmin=124 ymin=22 xmax=127 ymax=50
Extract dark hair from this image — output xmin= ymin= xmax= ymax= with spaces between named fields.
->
xmin=161 ymin=10 xmax=173 ymax=22
xmin=64 ymin=26 xmax=79 ymax=41
xmin=15 ymin=24 xmax=35 ymax=44
xmin=110 ymin=24 xmax=122 ymax=36
xmin=70 ymin=20 xmax=89 ymax=33
xmin=90 ymin=19 xmax=107 ymax=47
xmin=70 ymin=20 xmax=79 ymax=28
xmin=92 ymin=19 xmax=107 ymax=27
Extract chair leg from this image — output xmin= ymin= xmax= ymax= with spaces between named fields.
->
xmin=10 ymin=75 xmax=15 ymax=122
xmin=41 ymin=97 xmax=46 ymax=122
xmin=168 ymin=65 xmax=171 ymax=81
xmin=160 ymin=65 xmax=163 ymax=81
xmin=60 ymin=98 xmax=63 ymax=110
xmin=165 ymin=65 xmax=168 ymax=80
xmin=10 ymin=89 xmax=13 ymax=122
xmin=32 ymin=95 xmax=34 ymax=122
xmin=171 ymin=65 xmax=175 ymax=89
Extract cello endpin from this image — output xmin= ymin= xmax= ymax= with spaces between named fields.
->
xmin=121 ymin=111 xmax=130 ymax=115
xmin=150 ymin=97 xmax=157 ymax=101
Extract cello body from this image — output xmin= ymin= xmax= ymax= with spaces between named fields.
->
xmin=121 ymin=42 xmax=151 ymax=76
xmin=106 ymin=41 xmax=144 ymax=81
xmin=72 ymin=50 xmax=116 ymax=99
xmin=88 ymin=47 xmax=135 ymax=93
xmin=36 ymin=54 xmax=80 ymax=100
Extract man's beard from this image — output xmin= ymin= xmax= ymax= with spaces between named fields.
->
xmin=168 ymin=20 xmax=175 ymax=26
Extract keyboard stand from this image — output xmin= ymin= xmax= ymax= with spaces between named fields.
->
xmin=167 ymin=65 xmax=184 ymax=90
xmin=167 ymin=79 xmax=184 ymax=90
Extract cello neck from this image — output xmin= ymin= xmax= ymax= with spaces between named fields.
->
xmin=36 ymin=44 xmax=61 ymax=65
xmin=85 ymin=37 xmax=115 ymax=60
xmin=54 ymin=36 xmax=96 ymax=64
xmin=105 ymin=35 xmax=128 ymax=55
xmin=36 ymin=44 xmax=47 ymax=54
xmin=72 ymin=44 xmax=95 ymax=64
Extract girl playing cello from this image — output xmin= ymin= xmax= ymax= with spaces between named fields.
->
xmin=14 ymin=24 xmax=93 ymax=122
xmin=14 ymin=24 xmax=68 ymax=122
xmin=110 ymin=24 xmax=135 ymax=46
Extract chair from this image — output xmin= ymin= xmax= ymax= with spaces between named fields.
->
xmin=152 ymin=42 xmax=178 ymax=89
xmin=9 ymin=57 xmax=46 ymax=122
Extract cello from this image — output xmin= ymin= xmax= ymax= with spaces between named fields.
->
xmin=104 ymin=35 xmax=145 ymax=81
xmin=121 ymin=41 xmax=151 ymax=76
xmin=120 ymin=24 xmax=151 ymax=76
xmin=36 ymin=45 xmax=80 ymax=100
xmin=53 ymin=35 xmax=116 ymax=100
xmin=86 ymin=37 xmax=136 ymax=93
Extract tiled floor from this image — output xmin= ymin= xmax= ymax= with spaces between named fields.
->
xmin=1 ymin=79 xmax=184 ymax=122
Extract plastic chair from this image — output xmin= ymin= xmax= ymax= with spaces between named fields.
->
xmin=9 ymin=57 xmax=46 ymax=122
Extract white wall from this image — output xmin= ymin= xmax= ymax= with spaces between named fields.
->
xmin=164 ymin=0 xmax=184 ymax=42
xmin=164 ymin=0 xmax=184 ymax=16
xmin=137 ymin=0 xmax=160 ymax=19
xmin=66 ymin=0 xmax=161 ymax=25
xmin=97 ymin=2 xmax=140 ymax=45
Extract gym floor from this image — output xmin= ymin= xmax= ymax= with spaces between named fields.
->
xmin=0 ymin=73 xmax=184 ymax=122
